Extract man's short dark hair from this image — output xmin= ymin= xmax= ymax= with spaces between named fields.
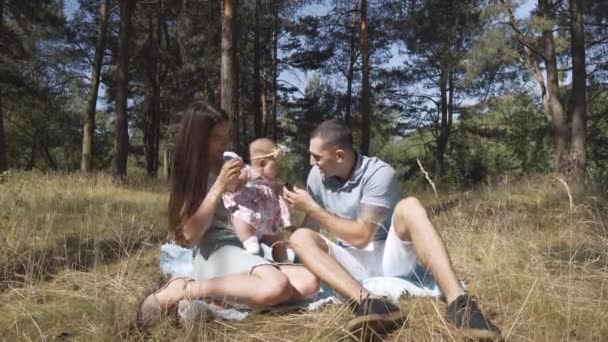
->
xmin=311 ymin=119 xmax=353 ymax=149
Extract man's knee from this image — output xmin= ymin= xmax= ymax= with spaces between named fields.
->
xmin=289 ymin=228 xmax=327 ymax=253
xmin=393 ymin=197 xmax=428 ymax=238
xmin=395 ymin=197 xmax=427 ymax=221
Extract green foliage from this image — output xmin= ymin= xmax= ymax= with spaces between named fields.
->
xmin=587 ymin=88 xmax=608 ymax=187
xmin=448 ymin=93 xmax=553 ymax=185
xmin=377 ymin=92 xmax=554 ymax=191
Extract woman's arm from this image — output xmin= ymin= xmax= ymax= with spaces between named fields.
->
xmin=181 ymin=159 xmax=243 ymax=245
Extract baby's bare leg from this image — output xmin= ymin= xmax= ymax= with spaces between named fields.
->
xmin=232 ymin=216 xmax=260 ymax=254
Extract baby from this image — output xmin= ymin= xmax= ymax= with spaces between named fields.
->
xmin=222 ymin=138 xmax=291 ymax=262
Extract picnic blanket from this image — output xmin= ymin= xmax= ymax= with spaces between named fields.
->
xmin=160 ymin=242 xmax=445 ymax=322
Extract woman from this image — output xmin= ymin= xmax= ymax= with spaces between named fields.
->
xmin=137 ymin=101 xmax=319 ymax=325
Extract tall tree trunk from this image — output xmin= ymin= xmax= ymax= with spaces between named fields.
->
xmin=529 ymin=49 xmax=551 ymax=120
xmin=344 ymin=0 xmax=358 ymax=127
xmin=81 ymin=0 xmax=110 ymax=172
xmin=240 ymin=71 xmax=248 ymax=149
xmin=359 ymin=0 xmax=371 ymax=154
xmin=177 ymin=0 xmax=188 ymax=67
xmin=540 ymin=0 xmax=568 ymax=175
xmin=238 ymin=27 xmax=247 ymax=150
xmin=0 ymin=86 xmax=5 ymax=172
xmin=568 ymin=0 xmax=587 ymax=189
xmin=252 ymin=0 xmax=262 ymax=138
xmin=261 ymin=57 xmax=269 ymax=136
xmin=144 ymin=11 xmax=161 ymax=177
xmin=435 ymin=65 xmax=452 ymax=182
xmin=221 ymin=0 xmax=239 ymax=149
xmin=270 ymin=2 xmax=278 ymax=141
xmin=114 ymin=0 xmax=136 ymax=177
xmin=0 ymin=0 xmax=6 ymax=172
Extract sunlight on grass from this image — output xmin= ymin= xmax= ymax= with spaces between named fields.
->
xmin=1 ymin=172 xmax=607 ymax=341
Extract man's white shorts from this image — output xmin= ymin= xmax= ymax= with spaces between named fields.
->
xmin=321 ymin=222 xmax=419 ymax=282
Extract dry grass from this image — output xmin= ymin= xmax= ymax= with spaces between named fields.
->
xmin=1 ymin=171 xmax=607 ymax=341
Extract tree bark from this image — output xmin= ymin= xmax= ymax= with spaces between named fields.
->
xmin=81 ymin=0 xmax=110 ymax=172
xmin=144 ymin=10 xmax=161 ymax=177
xmin=252 ymin=0 xmax=262 ymax=138
xmin=0 ymin=0 xmax=6 ymax=172
xmin=435 ymin=65 xmax=453 ymax=182
xmin=114 ymin=0 xmax=136 ymax=177
xmin=359 ymin=0 xmax=371 ymax=154
xmin=540 ymin=0 xmax=568 ymax=175
xmin=271 ymin=1 xmax=279 ymax=141
xmin=261 ymin=53 xmax=269 ymax=136
xmin=568 ymin=0 xmax=587 ymax=188
xmin=344 ymin=0 xmax=359 ymax=127
xmin=221 ymin=0 xmax=239 ymax=148
xmin=528 ymin=49 xmax=551 ymax=120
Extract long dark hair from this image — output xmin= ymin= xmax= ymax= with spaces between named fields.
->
xmin=167 ymin=101 xmax=229 ymax=244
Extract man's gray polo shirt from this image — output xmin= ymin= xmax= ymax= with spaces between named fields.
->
xmin=306 ymin=153 xmax=401 ymax=246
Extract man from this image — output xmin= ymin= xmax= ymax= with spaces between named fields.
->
xmin=283 ymin=119 xmax=500 ymax=339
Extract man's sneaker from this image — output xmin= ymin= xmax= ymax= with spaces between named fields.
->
xmin=445 ymin=294 xmax=501 ymax=339
xmin=344 ymin=297 xmax=406 ymax=339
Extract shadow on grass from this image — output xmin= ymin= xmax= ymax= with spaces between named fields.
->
xmin=0 ymin=231 xmax=166 ymax=291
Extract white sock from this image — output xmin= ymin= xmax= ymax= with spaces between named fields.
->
xmin=243 ymin=236 xmax=260 ymax=255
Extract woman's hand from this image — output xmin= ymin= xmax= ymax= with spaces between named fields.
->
xmin=216 ymin=158 xmax=243 ymax=192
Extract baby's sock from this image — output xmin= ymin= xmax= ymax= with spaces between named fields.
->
xmin=243 ymin=236 xmax=260 ymax=255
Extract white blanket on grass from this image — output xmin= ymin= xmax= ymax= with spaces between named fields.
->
xmin=160 ymin=243 xmax=444 ymax=321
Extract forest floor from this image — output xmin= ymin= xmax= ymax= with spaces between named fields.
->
xmin=1 ymin=171 xmax=607 ymax=341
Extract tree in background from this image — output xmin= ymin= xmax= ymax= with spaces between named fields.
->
xmin=0 ymin=0 xmax=76 ymax=170
xmin=0 ymin=0 xmax=6 ymax=172
xmin=494 ymin=0 xmax=590 ymax=190
xmin=566 ymin=0 xmax=587 ymax=189
xmin=80 ymin=0 xmax=110 ymax=172
xmin=252 ymin=0 xmax=262 ymax=138
xmin=114 ymin=0 xmax=136 ymax=177
xmin=398 ymin=0 xmax=482 ymax=183
xmin=220 ymin=0 xmax=239 ymax=150
xmin=140 ymin=4 xmax=162 ymax=177
xmin=359 ymin=0 xmax=371 ymax=154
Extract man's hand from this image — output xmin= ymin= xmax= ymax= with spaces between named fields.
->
xmin=283 ymin=185 xmax=320 ymax=213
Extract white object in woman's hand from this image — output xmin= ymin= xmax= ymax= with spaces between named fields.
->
xmin=222 ymin=151 xmax=241 ymax=161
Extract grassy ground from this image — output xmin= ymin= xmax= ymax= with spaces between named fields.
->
xmin=0 ymin=171 xmax=607 ymax=341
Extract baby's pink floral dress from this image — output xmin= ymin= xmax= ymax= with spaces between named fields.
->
xmin=222 ymin=166 xmax=291 ymax=236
